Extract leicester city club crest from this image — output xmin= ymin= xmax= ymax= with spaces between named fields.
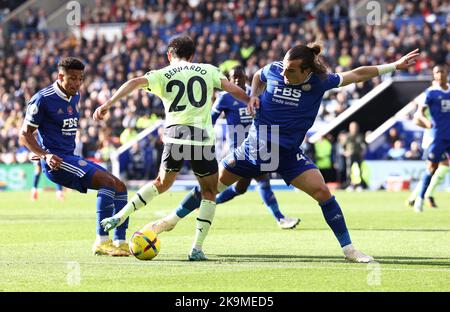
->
xmin=78 ymin=159 xmax=87 ymax=166
xmin=67 ymin=105 xmax=73 ymax=115
xmin=301 ymin=84 xmax=311 ymax=92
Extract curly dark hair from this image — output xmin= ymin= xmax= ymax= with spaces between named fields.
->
xmin=57 ymin=57 xmax=85 ymax=71
xmin=167 ymin=35 xmax=195 ymax=60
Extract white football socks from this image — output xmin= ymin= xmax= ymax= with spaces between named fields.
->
xmin=115 ymin=183 xmax=159 ymax=223
xmin=425 ymin=165 xmax=449 ymax=198
xmin=193 ymin=199 xmax=216 ymax=251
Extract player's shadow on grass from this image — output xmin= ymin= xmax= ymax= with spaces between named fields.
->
xmin=214 ymin=254 xmax=450 ymax=267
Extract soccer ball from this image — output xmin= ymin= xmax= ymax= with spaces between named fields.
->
xmin=129 ymin=227 xmax=160 ymax=260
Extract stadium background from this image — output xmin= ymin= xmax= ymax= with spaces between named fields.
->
xmin=0 ymin=0 xmax=449 ymax=192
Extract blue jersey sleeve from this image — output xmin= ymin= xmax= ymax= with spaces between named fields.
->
xmin=24 ymin=94 xmax=45 ymax=128
xmin=212 ymin=92 xmax=227 ymax=125
xmin=424 ymin=90 xmax=432 ymax=107
xmin=320 ymin=73 xmax=343 ymax=91
xmin=260 ymin=64 xmax=272 ymax=83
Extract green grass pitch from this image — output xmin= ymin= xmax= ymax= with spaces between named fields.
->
xmin=0 ymin=190 xmax=449 ymax=292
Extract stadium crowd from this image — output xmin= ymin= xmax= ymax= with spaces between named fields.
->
xmin=0 ymin=0 xmax=449 ymax=182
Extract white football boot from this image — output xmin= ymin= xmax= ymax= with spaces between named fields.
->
xmin=343 ymin=244 xmax=375 ymax=263
xmin=277 ymin=217 xmax=301 ymax=229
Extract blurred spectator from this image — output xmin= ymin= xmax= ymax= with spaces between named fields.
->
xmin=387 ymin=139 xmax=407 ymax=160
xmin=127 ymin=142 xmax=147 ymax=180
xmin=334 ymin=131 xmax=348 ymax=187
xmin=404 ymin=141 xmax=423 ymax=160
xmin=386 ymin=127 xmax=401 ymax=146
xmin=344 ymin=122 xmax=366 ymax=190
xmin=120 ymin=125 xmax=138 ymax=146
xmin=314 ymin=134 xmax=335 ymax=182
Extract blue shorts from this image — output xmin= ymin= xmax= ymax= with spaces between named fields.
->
xmin=222 ymin=143 xmax=317 ymax=185
xmin=41 ymin=155 xmax=106 ymax=193
xmin=427 ymin=138 xmax=450 ymax=163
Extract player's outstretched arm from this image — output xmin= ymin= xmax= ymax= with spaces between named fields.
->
xmin=413 ymin=105 xmax=433 ymax=129
xmin=221 ymin=78 xmax=250 ymax=104
xmin=247 ymin=69 xmax=266 ymax=116
xmin=93 ymin=76 xmax=148 ymax=121
xmin=19 ymin=124 xmax=62 ymax=170
xmin=340 ymin=49 xmax=420 ymax=87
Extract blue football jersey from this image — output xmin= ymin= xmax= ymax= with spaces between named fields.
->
xmin=212 ymin=85 xmax=253 ymax=149
xmin=423 ymin=83 xmax=450 ymax=141
xmin=252 ymin=61 xmax=342 ymax=151
xmin=25 ymin=82 xmax=81 ymax=155
xmin=212 ymin=85 xmax=253 ymax=126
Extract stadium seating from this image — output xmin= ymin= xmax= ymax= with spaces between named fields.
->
xmin=0 ymin=0 xmax=448 ymax=179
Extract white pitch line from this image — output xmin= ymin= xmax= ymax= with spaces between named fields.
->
xmin=0 ymin=260 xmax=449 ymax=273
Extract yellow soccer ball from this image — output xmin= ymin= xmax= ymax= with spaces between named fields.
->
xmin=129 ymin=227 xmax=160 ymax=260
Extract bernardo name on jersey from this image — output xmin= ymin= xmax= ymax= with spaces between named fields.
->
xmin=144 ymin=61 xmax=225 ymax=146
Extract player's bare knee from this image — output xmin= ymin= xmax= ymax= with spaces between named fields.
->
xmin=428 ymin=162 xmax=439 ymax=174
xmin=313 ymin=185 xmax=331 ymax=203
xmin=114 ymin=179 xmax=127 ymax=193
xmin=235 ymin=185 xmax=248 ymax=194
xmin=101 ymin=175 xmax=116 ymax=190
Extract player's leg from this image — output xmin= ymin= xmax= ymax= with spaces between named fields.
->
xmin=424 ymin=158 xmax=449 ymax=208
xmin=101 ymin=143 xmax=181 ymax=231
xmin=90 ymin=171 xmax=129 ymax=247
xmin=407 ymin=179 xmax=422 ymax=207
xmin=151 ymin=161 xmax=242 ymax=235
xmin=289 ymin=168 xmax=373 ymax=263
xmin=188 ymin=171 xmax=218 ymax=261
xmin=254 ymin=174 xmax=300 ymax=229
xmin=415 ymin=141 xmax=444 ymax=211
xmin=101 ymin=168 xmax=178 ymax=232
xmin=415 ymin=161 xmax=439 ymax=212
xmin=31 ymin=162 xmax=42 ymax=200
xmin=41 ymin=155 xmax=127 ymax=256
xmin=55 ymin=183 xmax=64 ymax=201
xmin=216 ymin=178 xmax=251 ymax=204
xmin=89 ymin=168 xmax=130 ymax=256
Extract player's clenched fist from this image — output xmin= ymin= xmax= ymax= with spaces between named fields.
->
xmin=247 ymin=96 xmax=260 ymax=116
xmin=45 ymin=154 xmax=63 ymax=170
xmin=93 ymin=105 xmax=109 ymax=121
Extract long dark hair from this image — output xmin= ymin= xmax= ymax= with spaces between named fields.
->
xmin=286 ymin=43 xmax=328 ymax=79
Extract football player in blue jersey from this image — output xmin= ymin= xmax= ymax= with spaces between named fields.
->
xmin=412 ymin=64 xmax=450 ymax=212
xmin=172 ymin=65 xmax=300 ymax=229
xmin=111 ymin=45 xmax=419 ymax=262
xmin=19 ymin=57 xmax=130 ymax=257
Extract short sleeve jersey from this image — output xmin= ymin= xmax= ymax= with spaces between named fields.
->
xmin=144 ymin=61 xmax=226 ymax=146
xmin=421 ymin=83 xmax=450 ymax=141
xmin=252 ymin=61 xmax=342 ymax=151
xmin=24 ymin=82 xmax=80 ymax=155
